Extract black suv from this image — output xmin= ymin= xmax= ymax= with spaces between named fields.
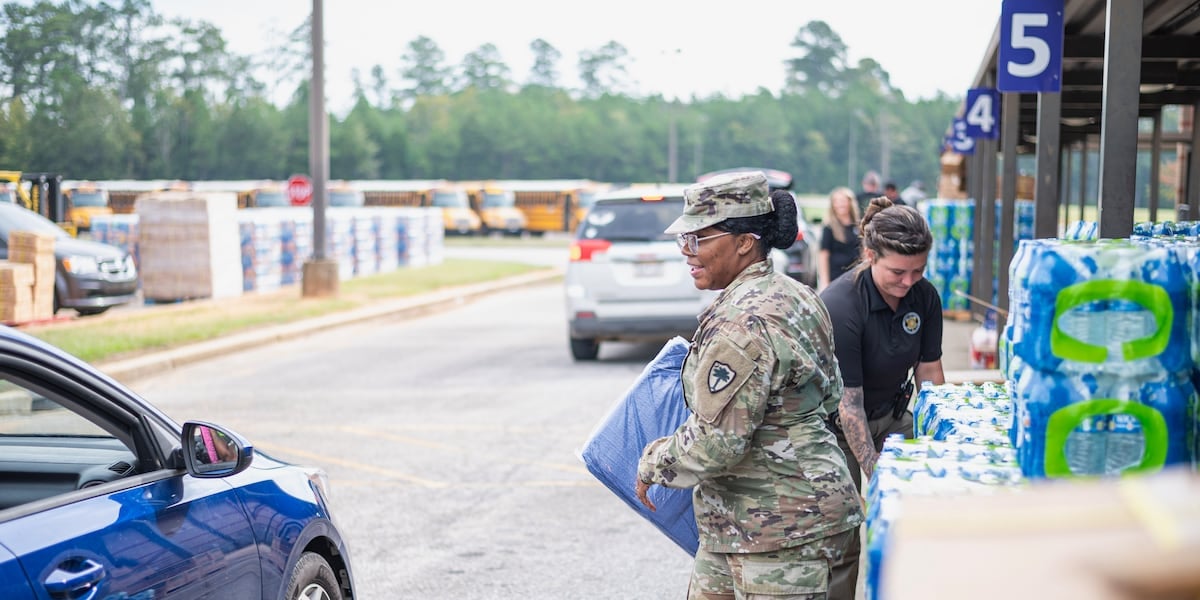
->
xmin=0 ymin=202 xmax=138 ymax=315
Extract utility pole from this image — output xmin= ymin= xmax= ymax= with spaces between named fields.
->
xmin=668 ymin=103 xmax=678 ymax=183
xmin=301 ymin=0 xmax=339 ymax=297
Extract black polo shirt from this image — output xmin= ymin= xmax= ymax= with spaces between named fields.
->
xmin=819 ymin=269 xmax=943 ymax=417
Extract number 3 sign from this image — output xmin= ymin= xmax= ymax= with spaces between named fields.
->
xmin=999 ymin=0 xmax=1064 ymax=92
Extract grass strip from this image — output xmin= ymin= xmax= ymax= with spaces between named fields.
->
xmin=24 ymin=258 xmax=547 ymax=364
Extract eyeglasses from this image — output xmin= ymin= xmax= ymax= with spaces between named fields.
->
xmin=676 ymin=231 xmax=732 ymax=254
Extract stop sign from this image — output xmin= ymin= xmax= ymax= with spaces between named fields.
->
xmin=287 ymin=175 xmax=313 ymax=207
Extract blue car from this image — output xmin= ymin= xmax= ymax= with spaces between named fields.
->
xmin=0 ymin=326 xmax=354 ymax=599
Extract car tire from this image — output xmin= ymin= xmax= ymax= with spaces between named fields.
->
xmin=76 ymin=307 xmax=110 ymax=316
xmin=570 ymin=337 xmax=599 ymax=361
xmin=286 ymin=552 xmax=343 ymax=600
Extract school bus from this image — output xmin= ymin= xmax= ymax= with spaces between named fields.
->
xmin=237 ymin=181 xmax=289 ymax=208
xmin=573 ymin=181 xmax=613 ymax=233
xmin=61 ymin=181 xmax=114 ymax=231
xmin=327 ymin=180 xmax=365 ymax=207
xmin=500 ymin=179 xmax=596 ymax=235
xmin=357 ymin=180 xmax=481 ymax=235
xmin=429 ymin=184 xmax=483 ymax=235
xmin=101 ymin=180 xmax=185 ymax=213
xmin=461 ymin=181 xmax=526 ymax=235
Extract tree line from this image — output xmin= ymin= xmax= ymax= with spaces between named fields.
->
xmin=0 ymin=0 xmax=960 ymax=194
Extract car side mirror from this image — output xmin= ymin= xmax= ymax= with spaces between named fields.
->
xmin=182 ymin=421 xmax=254 ymax=478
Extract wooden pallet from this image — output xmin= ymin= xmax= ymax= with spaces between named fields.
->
xmin=943 ymin=309 xmax=974 ymax=322
xmin=6 ymin=314 xmax=75 ymax=328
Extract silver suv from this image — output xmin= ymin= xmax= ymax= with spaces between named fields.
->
xmin=564 ymin=185 xmax=716 ymax=360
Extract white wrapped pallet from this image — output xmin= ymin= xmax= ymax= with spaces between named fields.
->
xmin=376 ymin=211 xmax=400 ymax=273
xmin=136 ymin=191 xmax=243 ymax=301
xmin=349 ymin=209 xmax=379 ymax=276
xmin=237 ymin=213 xmax=284 ymax=293
xmin=324 ymin=212 xmax=357 ymax=280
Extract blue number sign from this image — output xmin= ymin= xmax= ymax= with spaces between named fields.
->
xmin=948 ymin=118 xmax=976 ymax=155
xmin=998 ymin=0 xmax=1064 ymax=92
xmin=964 ymin=88 xmax=1000 ymax=140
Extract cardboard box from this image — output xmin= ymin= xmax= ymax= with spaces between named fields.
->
xmin=8 ymin=231 xmax=55 ymax=255
xmin=881 ymin=467 xmax=1200 ymax=599
xmin=0 ymin=262 xmax=34 ymax=288
xmin=136 ymin=191 xmax=243 ymax=301
xmin=0 ymin=261 xmax=34 ymax=323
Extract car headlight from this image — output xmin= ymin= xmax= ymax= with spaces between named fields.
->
xmin=63 ymin=255 xmax=99 ymax=274
xmin=125 ymin=255 xmax=137 ymax=275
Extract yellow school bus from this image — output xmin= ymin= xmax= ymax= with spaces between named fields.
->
xmin=327 ymin=180 xmax=365 ymax=207
xmin=97 ymin=180 xmax=184 ymax=213
xmin=62 ymin=181 xmax=114 ymax=231
xmin=573 ymin=181 xmax=613 ymax=233
xmin=357 ymin=180 xmax=481 ymax=235
xmin=502 ymin=179 xmax=596 ymax=235
xmin=461 ymin=181 xmax=527 ymax=236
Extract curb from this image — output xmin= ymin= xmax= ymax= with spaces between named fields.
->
xmin=97 ymin=268 xmax=563 ymax=384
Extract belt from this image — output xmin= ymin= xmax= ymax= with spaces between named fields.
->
xmin=866 ymin=402 xmax=898 ymax=421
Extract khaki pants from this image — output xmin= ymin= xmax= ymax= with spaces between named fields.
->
xmin=688 ymin=530 xmax=856 ymax=600
xmin=827 ymin=409 xmax=914 ymax=600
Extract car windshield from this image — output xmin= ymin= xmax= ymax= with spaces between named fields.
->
xmin=432 ymin=191 xmax=468 ymax=208
xmin=329 ymin=190 xmax=363 ymax=207
xmin=255 ymin=191 xmax=288 ymax=207
xmin=481 ymin=191 xmax=514 ymax=208
xmin=577 ymin=199 xmax=682 ymax=242
xmin=578 ymin=191 xmax=599 ymax=209
xmin=70 ymin=191 xmax=107 ymax=207
xmin=0 ymin=203 xmax=71 ymax=239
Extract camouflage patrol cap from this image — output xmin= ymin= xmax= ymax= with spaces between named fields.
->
xmin=664 ymin=171 xmax=774 ymax=234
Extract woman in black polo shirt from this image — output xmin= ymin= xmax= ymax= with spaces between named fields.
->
xmin=819 ymin=196 xmax=945 ymax=600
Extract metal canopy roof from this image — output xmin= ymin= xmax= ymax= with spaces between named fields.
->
xmin=971 ymin=0 xmax=1200 ymax=150
xmin=962 ymin=0 xmax=1200 ymax=316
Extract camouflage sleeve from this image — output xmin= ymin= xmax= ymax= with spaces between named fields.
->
xmin=637 ymin=329 xmax=768 ymax=489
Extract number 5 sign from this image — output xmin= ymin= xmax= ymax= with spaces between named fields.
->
xmin=998 ymin=0 xmax=1064 ymax=92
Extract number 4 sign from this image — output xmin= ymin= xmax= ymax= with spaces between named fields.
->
xmin=999 ymin=0 xmax=1064 ymax=92
xmin=964 ymin=88 xmax=1000 ymax=140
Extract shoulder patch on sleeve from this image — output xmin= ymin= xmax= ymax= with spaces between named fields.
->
xmin=693 ymin=336 xmax=759 ymax=424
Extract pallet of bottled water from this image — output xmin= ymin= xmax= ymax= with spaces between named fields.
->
xmin=913 ymin=381 xmax=1012 ymax=444
xmin=865 ymin=430 xmax=1023 ymax=600
xmin=1001 ymin=237 xmax=1199 ymax=480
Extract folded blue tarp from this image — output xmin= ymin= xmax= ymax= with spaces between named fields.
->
xmin=579 ymin=336 xmax=700 ymax=556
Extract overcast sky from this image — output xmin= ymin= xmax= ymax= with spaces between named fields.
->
xmin=152 ymin=0 xmax=1001 ymax=113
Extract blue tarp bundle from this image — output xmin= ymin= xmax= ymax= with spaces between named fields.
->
xmin=579 ymin=336 xmax=700 ymax=556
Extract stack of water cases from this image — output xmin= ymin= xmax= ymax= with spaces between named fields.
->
xmin=90 ymin=214 xmax=141 ymax=269
xmin=279 ymin=212 xmax=313 ymax=285
xmin=1003 ymin=237 xmax=1199 ymax=479
xmin=991 ymin=200 xmax=1036 ymax=305
xmin=324 ymin=212 xmax=358 ymax=280
xmin=238 ymin=211 xmax=284 ymax=292
xmin=921 ymin=199 xmax=975 ymax=312
xmin=348 ymin=209 xmax=380 ymax=277
xmin=867 ymin=382 xmax=1022 ymax=600
xmin=376 ymin=212 xmax=400 ymax=273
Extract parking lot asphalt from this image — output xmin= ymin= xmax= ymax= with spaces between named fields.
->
xmin=95 ymin=268 xmax=565 ymax=384
xmin=93 ymin=267 xmax=999 ymax=386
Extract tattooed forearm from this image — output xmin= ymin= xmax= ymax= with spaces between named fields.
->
xmin=838 ymin=386 xmax=877 ymax=478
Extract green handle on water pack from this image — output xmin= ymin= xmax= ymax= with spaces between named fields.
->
xmin=1050 ymin=279 xmax=1172 ymax=363
xmin=1043 ymin=399 xmax=1168 ymax=478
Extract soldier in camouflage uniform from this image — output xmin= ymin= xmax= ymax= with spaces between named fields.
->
xmin=635 ymin=171 xmax=864 ymax=599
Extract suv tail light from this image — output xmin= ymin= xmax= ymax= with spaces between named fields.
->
xmin=570 ymin=239 xmax=612 ymax=261
xmin=795 ymin=229 xmax=805 ymax=242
